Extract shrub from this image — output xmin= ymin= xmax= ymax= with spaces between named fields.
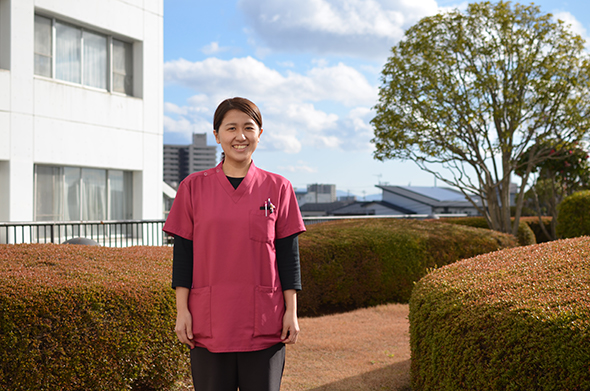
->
xmin=0 ymin=244 xmax=187 ymax=391
xmin=556 ymin=190 xmax=590 ymax=238
xmin=441 ymin=216 xmax=536 ymax=246
xmin=298 ymin=218 xmax=517 ymax=317
xmin=519 ymin=216 xmax=553 ymax=243
xmin=409 ymin=237 xmax=590 ymax=390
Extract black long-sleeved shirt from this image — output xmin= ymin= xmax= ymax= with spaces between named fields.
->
xmin=171 ymin=175 xmax=302 ymax=291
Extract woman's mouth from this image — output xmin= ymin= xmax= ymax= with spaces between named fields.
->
xmin=233 ymin=145 xmax=247 ymax=150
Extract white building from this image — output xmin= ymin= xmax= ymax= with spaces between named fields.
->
xmin=296 ymin=183 xmax=337 ymax=206
xmin=0 ymin=0 xmax=163 ymax=224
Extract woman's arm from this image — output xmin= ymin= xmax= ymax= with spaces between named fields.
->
xmin=172 ymin=235 xmax=195 ymax=348
xmin=281 ymin=289 xmax=300 ymax=344
xmin=175 ymin=287 xmax=195 ymax=348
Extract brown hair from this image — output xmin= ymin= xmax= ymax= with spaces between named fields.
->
xmin=213 ymin=97 xmax=263 ymax=133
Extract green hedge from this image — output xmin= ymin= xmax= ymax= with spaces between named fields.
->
xmin=557 ymin=190 xmax=590 ymax=238
xmin=0 ymin=220 xmax=519 ymax=388
xmin=409 ymin=237 xmax=590 ymax=390
xmin=441 ymin=216 xmax=537 ymax=245
xmin=0 ymin=244 xmax=187 ymax=391
xmin=298 ymin=218 xmax=517 ymax=316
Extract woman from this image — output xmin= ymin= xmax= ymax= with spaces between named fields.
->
xmin=163 ymin=97 xmax=306 ymax=391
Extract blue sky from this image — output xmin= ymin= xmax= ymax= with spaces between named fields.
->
xmin=163 ymin=0 xmax=590 ymax=199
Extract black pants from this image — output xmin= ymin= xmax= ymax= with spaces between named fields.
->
xmin=190 ymin=343 xmax=286 ymax=391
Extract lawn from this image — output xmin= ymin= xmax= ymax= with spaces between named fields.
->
xmin=175 ymin=303 xmax=411 ymax=391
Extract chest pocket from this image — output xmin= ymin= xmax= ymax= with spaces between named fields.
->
xmin=249 ymin=209 xmax=276 ymax=243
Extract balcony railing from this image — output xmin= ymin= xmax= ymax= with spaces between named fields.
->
xmin=0 ymin=220 xmax=172 ymax=247
xmin=0 ymin=214 xmax=464 ymax=248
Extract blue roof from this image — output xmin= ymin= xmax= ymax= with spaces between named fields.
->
xmin=397 ymin=186 xmax=466 ymax=202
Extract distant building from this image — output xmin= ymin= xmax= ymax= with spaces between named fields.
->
xmin=331 ymin=201 xmax=414 ymax=216
xmin=0 ymin=0 xmax=164 ymax=224
xmin=299 ymin=199 xmax=414 ymax=217
xmin=299 ymin=201 xmax=355 ymax=217
xmin=164 ymin=133 xmax=217 ymax=188
xmin=377 ymin=185 xmax=481 ymax=216
xmin=296 ymin=183 xmax=337 ymax=205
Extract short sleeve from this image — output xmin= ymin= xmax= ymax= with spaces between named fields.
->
xmin=275 ymin=181 xmax=306 ymax=240
xmin=163 ymin=180 xmax=194 ymax=240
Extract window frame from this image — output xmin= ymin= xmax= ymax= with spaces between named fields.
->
xmin=34 ymin=164 xmax=134 ymax=222
xmin=34 ymin=13 xmax=135 ymax=96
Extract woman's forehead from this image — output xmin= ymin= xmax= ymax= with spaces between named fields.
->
xmin=222 ymin=110 xmax=258 ymax=125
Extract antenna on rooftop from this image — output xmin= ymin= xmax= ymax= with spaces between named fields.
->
xmin=374 ymin=174 xmax=383 ymax=185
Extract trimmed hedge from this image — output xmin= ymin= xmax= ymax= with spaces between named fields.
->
xmin=0 ymin=244 xmax=187 ymax=391
xmin=409 ymin=237 xmax=590 ymax=390
xmin=298 ymin=218 xmax=517 ymax=316
xmin=441 ymin=216 xmax=537 ymax=245
xmin=557 ymin=190 xmax=590 ymax=238
xmin=0 ymin=220 xmax=519 ymax=388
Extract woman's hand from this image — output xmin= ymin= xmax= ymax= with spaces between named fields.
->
xmin=281 ymin=289 xmax=300 ymax=344
xmin=175 ymin=287 xmax=195 ymax=349
xmin=176 ymin=308 xmax=195 ymax=348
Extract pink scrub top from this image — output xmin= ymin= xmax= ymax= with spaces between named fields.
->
xmin=163 ymin=161 xmax=306 ymax=353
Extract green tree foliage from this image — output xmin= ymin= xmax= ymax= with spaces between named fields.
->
xmin=517 ymin=141 xmax=590 ymax=239
xmin=371 ymin=1 xmax=590 ymax=235
xmin=556 ymin=190 xmax=590 ymax=238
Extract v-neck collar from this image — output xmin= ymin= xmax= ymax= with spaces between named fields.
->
xmin=215 ymin=160 xmax=257 ymax=203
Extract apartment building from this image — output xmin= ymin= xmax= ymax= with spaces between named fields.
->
xmin=296 ymin=183 xmax=337 ymax=205
xmin=163 ymin=133 xmax=217 ymax=188
xmin=0 ymin=0 xmax=164 ymax=224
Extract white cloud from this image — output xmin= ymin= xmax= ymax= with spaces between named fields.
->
xmin=237 ymin=0 xmax=444 ymax=58
xmin=164 ymin=56 xmax=376 ymax=107
xmin=164 ymin=102 xmax=188 ymax=116
xmin=278 ymin=162 xmax=319 ymax=173
xmin=277 ymin=61 xmax=295 ymax=67
xmin=201 ymin=42 xmax=230 ymax=55
xmin=164 ymin=115 xmax=212 ymax=136
xmin=163 ymin=56 xmax=378 ymax=153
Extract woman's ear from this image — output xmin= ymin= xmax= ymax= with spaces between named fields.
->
xmin=213 ymin=129 xmax=221 ymax=144
xmin=258 ymin=128 xmax=263 ymax=140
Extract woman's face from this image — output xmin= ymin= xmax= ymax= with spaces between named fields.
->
xmin=214 ymin=109 xmax=263 ymax=167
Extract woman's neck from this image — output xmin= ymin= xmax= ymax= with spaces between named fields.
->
xmin=221 ymin=159 xmax=251 ymax=178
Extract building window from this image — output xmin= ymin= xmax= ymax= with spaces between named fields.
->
xmin=0 ymin=0 xmax=9 ymax=70
xmin=55 ymin=21 xmax=82 ymax=84
xmin=34 ymin=15 xmax=52 ymax=77
xmin=113 ymin=39 xmax=133 ymax=95
xmin=35 ymin=165 xmax=133 ymax=221
xmin=34 ymin=14 xmax=135 ymax=95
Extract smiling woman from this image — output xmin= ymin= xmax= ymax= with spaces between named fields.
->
xmin=213 ymin=97 xmax=264 ymax=176
xmin=164 ymin=97 xmax=307 ymax=391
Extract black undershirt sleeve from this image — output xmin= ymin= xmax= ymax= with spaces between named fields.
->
xmin=171 ymin=175 xmax=302 ymax=291
xmin=275 ymin=233 xmax=302 ymax=291
xmin=172 ymin=235 xmax=193 ymax=289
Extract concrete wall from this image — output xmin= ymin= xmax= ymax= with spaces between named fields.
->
xmin=0 ymin=0 xmax=163 ymax=221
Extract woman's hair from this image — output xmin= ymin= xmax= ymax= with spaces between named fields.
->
xmin=213 ymin=97 xmax=263 ymax=133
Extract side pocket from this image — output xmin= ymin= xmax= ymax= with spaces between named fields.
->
xmin=249 ymin=210 xmax=276 ymax=243
xmin=253 ymin=286 xmax=284 ymax=337
xmin=188 ymin=286 xmax=212 ymax=339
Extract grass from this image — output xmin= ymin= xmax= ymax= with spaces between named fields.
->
xmin=174 ymin=303 xmax=412 ymax=391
